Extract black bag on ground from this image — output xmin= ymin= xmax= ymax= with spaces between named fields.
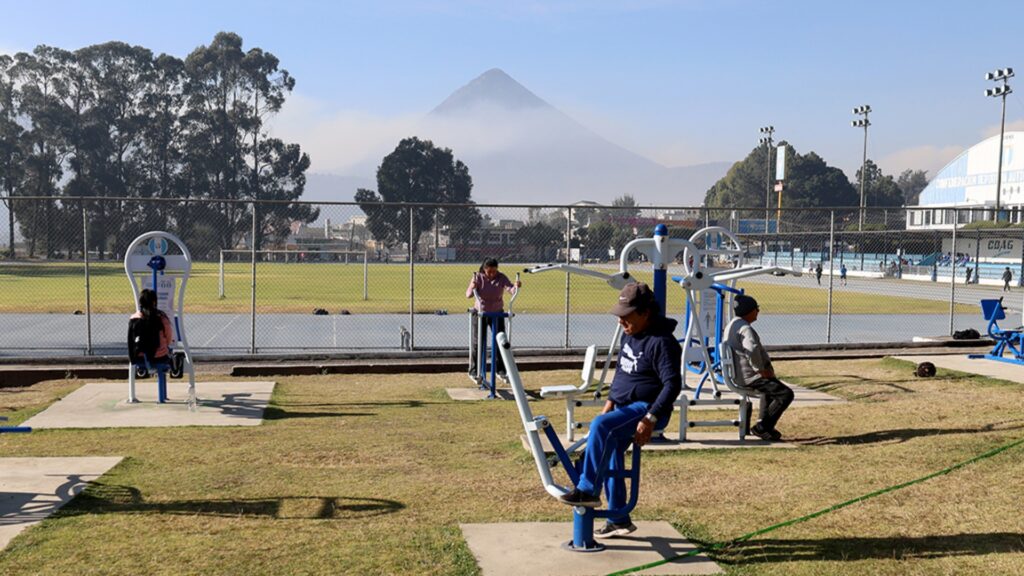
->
xmin=952 ymin=328 xmax=981 ymax=340
xmin=914 ymin=362 xmax=936 ymax=378
xmin=128 ymin=314 xmax=162 ymax=363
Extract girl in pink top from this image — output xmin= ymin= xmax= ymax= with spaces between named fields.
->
xmin=467 ymin=258 xmax=521 ymax=376
xmin=130 ymin=288 xmax=175 ymax=401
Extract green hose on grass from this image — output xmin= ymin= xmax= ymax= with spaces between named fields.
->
xmin=606 ymin=435 xmax=1024 ymax=576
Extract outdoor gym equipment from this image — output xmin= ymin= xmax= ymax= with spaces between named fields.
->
xmin=678 ymin=226 xmax=800 ymax=400
xmin=968 ymin=298 xmax=1024 ymax=365
xmin=498 ymin=332 xmax=641 ymax=553
xmin=468 ymin=272 xmax=520 ymax=398
xmin=528 ymin=225 xmax=799 ymax=442
xmin=124 ymin=231 xmax=196 ymax=408
xmin=0 ymin=416 xmax=31 ymax=434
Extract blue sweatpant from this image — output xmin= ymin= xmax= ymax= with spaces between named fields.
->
xmin=576 ymin=401 xmax=654 ymax=525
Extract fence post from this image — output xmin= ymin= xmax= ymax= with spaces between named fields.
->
xmin=218 ymin=250 xmax=225 ymax=299
xmin=949 ymin=213 xmax=957 ymax=336
xmin=250 ymin=204 xmax=257 ymax=354
xmin=974 ymin=228 xmax=980 ymax=283
xmin=83 ymin=201 xmax=93 ymax=355
xmin=564 ymin=207 xmax=572 ymax=349
xmin=1018 ymin=222 xmax=1024 ymax=288
xmin=409 ymin=206 xmax=415 ymax=350
xmin=827 ymin=211 xmax=835 ymax=343
xmin=363 ymin=249 xmax=369 ymax=301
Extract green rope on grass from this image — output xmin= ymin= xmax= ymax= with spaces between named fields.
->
xmin=605 ymin=435 xmax=1024 ymax=576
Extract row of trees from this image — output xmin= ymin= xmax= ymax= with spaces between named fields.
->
xmin=703 ymin=143 xmax=929 ymax=230
xmin=0 ymin=32 xmax=316 ymax=259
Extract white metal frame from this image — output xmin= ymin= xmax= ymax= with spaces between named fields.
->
xmin=124 ymin=231 xmax=196 ymax=408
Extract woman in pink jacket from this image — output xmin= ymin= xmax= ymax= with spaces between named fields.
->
xmin=129 ymin=288 xmax=175 ymax=402
xmin=467 ymin=258 xmax=521 ymax=377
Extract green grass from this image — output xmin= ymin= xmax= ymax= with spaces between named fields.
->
xmin=1 ymin=359 xmax=1024 ymax=575
xmin=0 ymin=261 xmax=973 ymax=315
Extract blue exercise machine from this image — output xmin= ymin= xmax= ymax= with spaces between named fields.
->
xmin=468 ymin=273 xmax=520 ymax=398
xmin=125 ymin=231 xmax=196 ymax=408
xmin=498 ymin=332 xmax=641 ymax=552
xmin=969 ymin=298 xmax=1024 ymax=365
xmin=0 ymin=416 xmax=31 ymax=434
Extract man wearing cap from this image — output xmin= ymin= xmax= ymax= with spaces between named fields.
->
xmin=558 ymin=282 xmax=682 ymax=538
xmin=724 ymin=294 xmax=794 ymax=441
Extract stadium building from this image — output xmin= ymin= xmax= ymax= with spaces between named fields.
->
xmin=908 ymin=131 xmax=1024 ymax=229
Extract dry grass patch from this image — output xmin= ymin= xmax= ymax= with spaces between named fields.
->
xmin=0 ymin=361 xmax=1022 ymax=575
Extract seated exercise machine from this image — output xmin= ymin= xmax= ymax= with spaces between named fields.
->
xmin=468 ymin=273 xmax=520 ymax=398
xmin=124 ymin=231 xmax=196 ymax=408
xmin=529 ymin=225 xmax=799 ymax=442
xmin=499 ymin=332 xmax=641 ymax=552
xmin=969 ymin=298 xmax=1024 ymax=365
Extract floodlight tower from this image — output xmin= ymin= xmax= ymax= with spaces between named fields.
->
xmin=985 ymin=68 xmax=1013 ymax=222
xmin=759 ymin=126 xmax=775 ymax=232
xmin=851 ymin=105 xmax=871 ymax=232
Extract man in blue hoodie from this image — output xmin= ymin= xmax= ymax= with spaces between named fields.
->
xmin=558 ymin=282 xmax=682 ymax=538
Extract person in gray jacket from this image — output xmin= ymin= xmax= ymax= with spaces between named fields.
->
xmin=724 ymin=294 xmax=794 ymax=441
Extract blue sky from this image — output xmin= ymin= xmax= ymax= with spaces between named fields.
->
xmin=3 ymin=0 xmax=1024 ymax=178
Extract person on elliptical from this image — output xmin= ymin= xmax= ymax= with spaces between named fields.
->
xmin=467 ymin=258 xmax=521 ymax=377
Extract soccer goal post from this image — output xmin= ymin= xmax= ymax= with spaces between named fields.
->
xmin=218 ymin=249 xmax=369 ymax=300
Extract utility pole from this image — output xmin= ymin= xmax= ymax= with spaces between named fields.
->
xmin=985 ymin=68 xmax=1013 ymax=222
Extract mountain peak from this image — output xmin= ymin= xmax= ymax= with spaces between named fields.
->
xmin=431 ymin=68 xmax=550 ymax=115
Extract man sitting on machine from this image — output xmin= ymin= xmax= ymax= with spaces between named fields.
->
xmin=724 ymin=295 xmax=794 ymax=441
xmin=558 ymin=282 xmax=681 ymax=538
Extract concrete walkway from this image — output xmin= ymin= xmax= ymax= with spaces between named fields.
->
xmin=22 ymin=381 xmax=276 ymax=429
xmin=892 ymin=354 xmax=1024 ymax=384
xmin=461 ymin=521 xmax=721 ymax=575
xmin=0 ymin=457 xmax=123 ymax=550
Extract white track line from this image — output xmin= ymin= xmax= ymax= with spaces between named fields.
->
xmin=201 ymin=314 xmax=243 ymax=347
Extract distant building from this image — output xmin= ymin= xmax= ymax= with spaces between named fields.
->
xmin=908 ymin=131 xmax=1024 ymax=229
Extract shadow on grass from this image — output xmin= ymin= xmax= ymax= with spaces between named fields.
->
xmin=796 ymin=419 xmax=1024 ymax=445
xmin=60 ymin=482 xmax=404 ymax=520
xmin=714 ymin=533 xmax=1024 ymax=564
xmin=262 ymin=406 xmax=376 ymax=420
xmin=278 ymin=400 xmax=437 ymax=409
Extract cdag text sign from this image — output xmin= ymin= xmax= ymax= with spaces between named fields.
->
xmin=942 ymin=237 xmax=1022 ymax=261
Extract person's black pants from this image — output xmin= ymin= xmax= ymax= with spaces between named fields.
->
xmin=470 ymin=315 xmax=506 ymax=375
xmin=747 ymin=377 xmax=794 ymax=431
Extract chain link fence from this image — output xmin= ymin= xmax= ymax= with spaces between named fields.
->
xmin=0 ymin=197 xmax=1017 ymax=356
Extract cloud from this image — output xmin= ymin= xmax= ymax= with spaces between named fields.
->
xmin=877 ymin=145 xmax=963 ymax=178
xmin=981 ymin=118 xmax=1024 ymax=138
xmin=265 ymin=93 xmax=420 ymax=174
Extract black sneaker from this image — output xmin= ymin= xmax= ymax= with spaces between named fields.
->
xmin=750 ymin=423 xmax=774 ymax=441
xmin=594 ymin=521 xmax=637 ymax=539
xmin=558 ymin=489 xmax=601 ymax=508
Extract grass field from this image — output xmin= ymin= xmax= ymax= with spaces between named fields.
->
xmin=1 ymin=359 xmax=1023 ymax=575
xmin=0 ymin=261 xmax=973 ymax=315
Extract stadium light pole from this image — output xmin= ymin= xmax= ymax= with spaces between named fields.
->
xmin=851 ymin=105 xmax=871 ymax=232
xmin=985 ymin=67 xmax=1013 ymax=222
xmin=759 ymin=126 xmax=775 ymax=232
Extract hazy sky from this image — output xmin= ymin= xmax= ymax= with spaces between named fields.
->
xmin=4 ymin=0 xmax=1024 ymax=180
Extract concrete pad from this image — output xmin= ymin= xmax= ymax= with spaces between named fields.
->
xmin=461 ymin=521 xmax=722 ymax=575
xmin=684 ymin=383 xmax=844 ymax=410
xmin=522 ymin=431 xmax=794 ymax=453
xmin=446 ymin=388 xmax=516 ymax=401
xmin=0 ymin=457 xmax=123 ymax=550
xmin=22 ymin=381 xmax=276 ymax=429
xmin=893 ymin=354 xmax=1024 ymax=384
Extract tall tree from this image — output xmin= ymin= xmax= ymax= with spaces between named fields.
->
xmin=14 ymin=46 xmax=72 ymax=257
xmin=897 ymin=169 xmax=930 ymax=206
xmin=704 ymin=144 xmax=856 ymax=228
xmin=0 ymin=55 xmax=26 ymax=258
xmin=355 ymin=137 xmax=480 ymax=254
